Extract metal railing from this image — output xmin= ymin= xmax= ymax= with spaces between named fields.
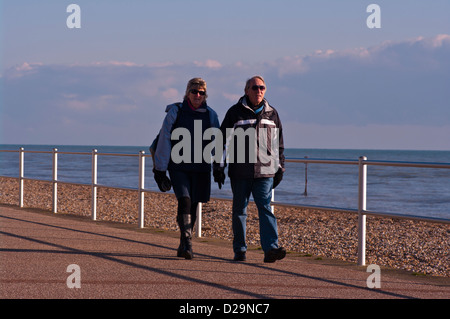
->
xmin=1 ymin=147 xmax=449 ymax=266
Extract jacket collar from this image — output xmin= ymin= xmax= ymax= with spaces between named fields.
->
xmin=240 ymin=95 xmax=270 ymax=114
xmin=183 ymin=98 xmax=208 ymax=113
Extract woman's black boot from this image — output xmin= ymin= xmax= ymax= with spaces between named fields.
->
xmin=177 ymin=214 xmax=193 ymax=259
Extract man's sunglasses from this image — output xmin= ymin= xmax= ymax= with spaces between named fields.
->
xmin=251 ymin=85 xmax=266 ymax=91
xmin=190 ymin=89 xmax=206 ymax=96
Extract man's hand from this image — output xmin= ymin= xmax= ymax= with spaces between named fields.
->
xmin=273 ymin=168 xmax=283 ymax=189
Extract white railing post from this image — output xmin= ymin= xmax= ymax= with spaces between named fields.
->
xmin=138 ymin=151 xmax=145 ymax=229
xmin=271 ymin=189 xmax=275 ymax=214
xmin=91 ymin=149 xmax=98 ymax=221
xmin=196 ymin=203 xmax=202 ymax=238
xmin=357 ymin=156 xmax=367 ymax=266
xmin=52 ymin=148 xmax=58 ymax=213
xmin=19 ymin=147 xmax=24 ymax=208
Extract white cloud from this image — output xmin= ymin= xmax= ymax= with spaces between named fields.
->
xmin=266 ymin=34 xmax=450 ymax=127
xmin=222 ymin=92 xmax=241 ymax=102
xmin=284 ymin=122 xmax=450 ymax=150
xmin=2 ymin=62 xmax=43 ymax=79
xmin=2 ymin=34 xmax=449 ymax=149
xmin=270 ymin=56 xmax=308 ymax=77
xmin=193 ymin=59 xmax=222 ymax=69
xmin=161 ymin=88 xmax=179 ymax=101
xmin=410 ymin=34 xmax=450 ymax=49
xmin=15 ymin=62 xmax=35 ymax=71
xmin=65 ymin=99 xmax=90 ymax=111
xmin=104 ymin=61 xmax=140 ymax=67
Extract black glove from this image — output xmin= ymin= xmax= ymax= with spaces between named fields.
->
xmin=273 ymin=168 xmax=283 ymax=189
xmin=213 ymin=167 xmax=225 ymax=189
xmin=153 ymin=169 xmax=172 ymax=192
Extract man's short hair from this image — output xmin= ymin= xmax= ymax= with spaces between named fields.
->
xmin=245 ymin=75 xmax=265 ymax=91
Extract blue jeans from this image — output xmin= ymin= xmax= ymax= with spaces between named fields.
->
xmin=230 ymin=177 xmax=279 ymax=253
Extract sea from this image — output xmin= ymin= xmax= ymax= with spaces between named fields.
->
xmin=1 ymin=145 xmax=449 ymax=220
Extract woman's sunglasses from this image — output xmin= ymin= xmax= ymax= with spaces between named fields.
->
xmin=190 ymin=89 xmax=206 ymax=96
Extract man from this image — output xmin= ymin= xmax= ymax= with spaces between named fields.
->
xmin=214 ymin=75 xmax=286 ymax=263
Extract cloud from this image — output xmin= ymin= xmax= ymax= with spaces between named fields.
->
xmin=193 ymin=59 xmax=222 ymax=69
xmin=1 ymin=35 xmax=449 ymax=149
xmin=222 ymin=92 xmax=241 ymax=102
xmin=161 ymin=88 xmax=179 ymax=101
xmin=283 ymin=122 xmax=450 ymax=150
xmin=264 ymin=34 xmax=450 ymax=127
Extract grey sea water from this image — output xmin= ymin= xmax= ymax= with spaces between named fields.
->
xmin=1 ymin=145 xmax=449 ymax=219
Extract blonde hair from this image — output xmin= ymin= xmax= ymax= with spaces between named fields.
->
xmin=184 ymin=77 xmax=208 ymax=100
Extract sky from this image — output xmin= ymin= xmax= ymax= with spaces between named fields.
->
xmin=1 ymin=0 xmax=450 ymax=150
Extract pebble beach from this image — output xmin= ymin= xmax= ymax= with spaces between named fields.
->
xmin=1 ymin=176 xmax=449 ymax=277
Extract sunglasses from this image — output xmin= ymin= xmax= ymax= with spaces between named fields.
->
xmin=190 ymin=89 xmax=206 ymax=96
xmin=251 ymin=85 xmax=266 ymax=91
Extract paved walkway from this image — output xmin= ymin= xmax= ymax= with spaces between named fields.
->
xmin=1 ymin=205 xmax=449 ymax=301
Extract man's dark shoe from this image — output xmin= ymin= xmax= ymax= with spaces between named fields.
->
xmin=264 ymin=247 xmax=286 ymax=263
xmin=233 ymin=251 xmax=246 ymax=261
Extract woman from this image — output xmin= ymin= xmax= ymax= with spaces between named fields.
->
xmin=152 ymin=78 xmax=220 ymax=259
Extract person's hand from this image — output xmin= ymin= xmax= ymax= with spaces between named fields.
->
xmin=213 ymin=167 xmax=225 ymax=189
xmin=273 ymin=168 xmax=283 ymax=189
xmin=153 ymin=169 xmax=172 ymax=192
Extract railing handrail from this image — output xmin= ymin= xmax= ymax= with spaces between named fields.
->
xmin=1 ymin=147 xmax=450 ymax=266
xmin=3 ymin=149 xmax=450 ymax=168
xmin=287 ymin=156 xmax=450 ymax=168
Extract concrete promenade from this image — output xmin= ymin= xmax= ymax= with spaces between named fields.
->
xmin=1 ymin=205 xmax=449 ymax=301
